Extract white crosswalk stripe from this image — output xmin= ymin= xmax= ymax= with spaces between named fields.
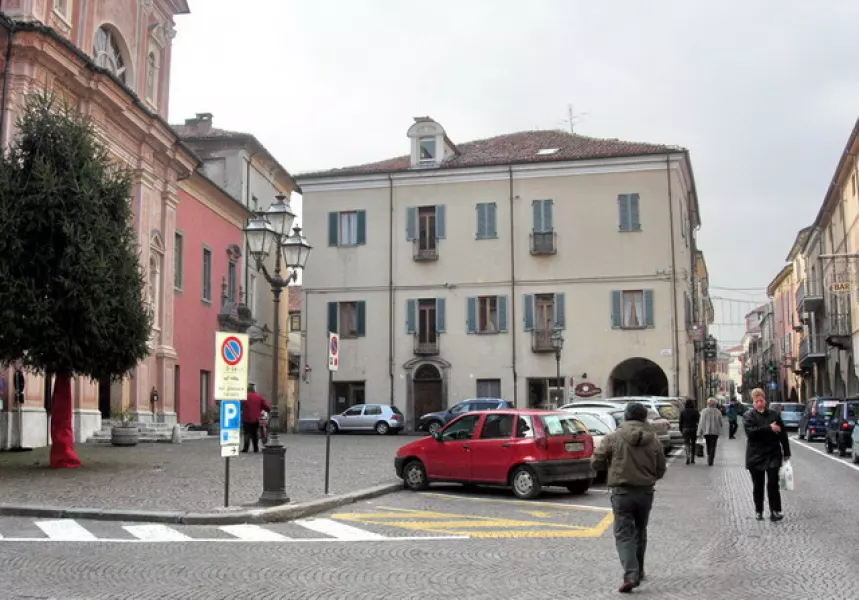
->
xmin=123 ymin=524 xmax=192 ymax=541
xmin=35 ymin=519 xmax=98 ymax=541
xmin=219 ymin=524 xmax=290 ymax=541
xmin=294 ymin=517 xmax=386 ymax=541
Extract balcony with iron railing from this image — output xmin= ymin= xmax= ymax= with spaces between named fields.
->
xmin=413 ymin=239 xmax=439 ymax=261
xmin=530 ymin=230 xmax=557 ymax=255
xmin=824 ymin=313 xmax=852 ymax=346
xmin=799 ymin=333 xmax=826 ymax=367
xmin=414 ymin=333 xmax=440 ymax=355
xmin=796 ymin=278 xmax=824 ymax=313
xmin=531 ymin=329 xmax=556 ymax=353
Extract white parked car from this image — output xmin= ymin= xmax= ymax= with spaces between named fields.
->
xmin=559 ymin=404 xmax=618 ymax=432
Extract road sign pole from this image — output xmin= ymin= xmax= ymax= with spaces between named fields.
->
xmin=324 ymin=331 xmax=339 ymax=495
xmin=225 ymin=456 xmax=230 ymax=508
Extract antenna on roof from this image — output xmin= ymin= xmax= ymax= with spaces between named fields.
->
xmin=561 ymin=103 xmax=588 ymax=133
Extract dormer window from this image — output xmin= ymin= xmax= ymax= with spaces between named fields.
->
xmin=419 ymin=137 xmax=436 ymax=163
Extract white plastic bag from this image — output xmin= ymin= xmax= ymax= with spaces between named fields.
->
xmin=779 ymin=461 xmax=794 ymax=491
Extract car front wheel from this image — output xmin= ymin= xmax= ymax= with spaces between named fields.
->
xmin=427 ymin=421 xmax=443 ymax=435
xmin=403 ymin=459 xmax=429 ymax=491
xmin=510 ymin=465 xmax=542 ymax=500
xmin=326 ymin=421 xmax=339 ymax=434
xmin=375 ymin=421 xmax=390 ymax=435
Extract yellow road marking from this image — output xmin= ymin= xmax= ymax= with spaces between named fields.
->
xmin=423 ymin=492 xmax=612 ymax=512
xmin=521 ymin=510 xmax=555 ymax=518
xmin=331 ymin=503 xmax=614 ymax=539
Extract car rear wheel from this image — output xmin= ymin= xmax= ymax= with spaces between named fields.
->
xmin=510 ymin=465 xmax=542 ymax=500
xmin=826 ymin=437 xmax=834 ymax=454
xmin=853 ymin=451 xmax=859 ymax=465
xmin=326 ymin=421 xmax=339 ymax=435
xmin=427 ymin=421 xmax=443 ymax=435
xmin=403 ymin=459 xmax=429 ymax=491
xmin=566 ymin=480 xmax=591 ymax=495
xmin=375 ymin=421 xmax=390 ymax=435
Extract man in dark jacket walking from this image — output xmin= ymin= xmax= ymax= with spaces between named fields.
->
xmin=744 ymin=387 xmax=791 ymax=521
xmin=592 ymin=402 xmax=667 ymax=593
xmin=679 ymin=398 xmax=700 ymax=465
xmin=726 ymin=400 xmax=739 ymax=439
xmin=242 ymin=384 xmax=272 ymax=453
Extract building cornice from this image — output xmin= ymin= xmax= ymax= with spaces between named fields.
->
xmin=297 ymin=154 xmax=688 ymax=193
xmin=179 ymin=172 xmax=251 ymax=229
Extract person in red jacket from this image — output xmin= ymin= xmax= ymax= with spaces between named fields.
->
xmin=242 ymin=383 xmax=271 ymax=453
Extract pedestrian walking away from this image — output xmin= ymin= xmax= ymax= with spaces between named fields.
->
xmin=591 ymin=402 xmax=667 ymax=594
xmin=241 ymin=383 xmax=272 ymax=453
xmin=697 ymin=397 xmax=724 ymax=466
xmin=678 ymin=398 xmax=700 ymax=465
xmin=726 ymin=399 xmax=739 ymax=439
xmin=744 ymin=387 xmax=791 ymax=522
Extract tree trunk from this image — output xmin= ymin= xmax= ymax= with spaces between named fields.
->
xmin=49 ymin=372 xmax=82 ymax=469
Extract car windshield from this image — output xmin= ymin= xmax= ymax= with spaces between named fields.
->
xmin=540 ymin=414 xmax=587 ymax=436
xmin=656 ymin=404 xmax=679 ymax=420
xmin=819 ymin=401 xmax=840 ymax=415
xmin=571 ymin=414 xmax=611 ymax=435
xmin=779 ymin=403 xmax=803 ymax=413
xmin=611 ymin=411 xmax=624 ymax=425
xmin=391 ymin=406 xmax=404 ymax=415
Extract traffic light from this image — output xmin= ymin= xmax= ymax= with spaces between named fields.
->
xmin=703 ymin=335 xmax=718 ymax=361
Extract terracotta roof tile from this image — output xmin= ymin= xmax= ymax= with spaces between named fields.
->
xmin=171 ymin=124 xmax=250 ymax=140
xmin=297 ymin=129 xmax=680 ymax=179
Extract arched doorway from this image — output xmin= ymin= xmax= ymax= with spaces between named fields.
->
xmin=413 ymin=364 xmax=443 ymax=419
xmin=609 ymin=358 xmax=669 ymax=397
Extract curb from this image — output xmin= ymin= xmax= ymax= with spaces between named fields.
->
xmin=0 ymin=482 xmax=403 ymax=525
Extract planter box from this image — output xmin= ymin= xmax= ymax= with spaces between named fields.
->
xmin=111 ymin=426 xmax=139 ymax=447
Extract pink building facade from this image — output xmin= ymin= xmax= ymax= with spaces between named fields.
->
xmin=173 ymin=177 xmax=252 ymax=424
xmin=768 ymin=265 xmax=800 ymax=403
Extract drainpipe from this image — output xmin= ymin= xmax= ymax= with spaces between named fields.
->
xmin=0 ymin=16 xmax=15 ymax=147
xmin=243 ymin=150 xmax=260 ymax=303
xmin=508 ymin=166 xmax=518 ymax=406
xmin=666 ymin=154 xmax=680 ymax=396
xmin=388 ymin=174 xmax=395 ymax=407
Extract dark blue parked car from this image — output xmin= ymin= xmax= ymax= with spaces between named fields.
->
xmin=416 ymin=398 xmax=513 ymax=435
xmin=799 ymin=397 xmax=842 ymax=442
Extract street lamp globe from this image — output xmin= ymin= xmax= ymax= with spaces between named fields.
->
xmin=282 ymin=225 xmax=312 ymax=273
xmin=266 ymin=195 xmax=296 ymax=239
xmin=551 ymin=328 xmax=565 ymax=352
xmin=245 ymin=217 xmax=277 ymax=261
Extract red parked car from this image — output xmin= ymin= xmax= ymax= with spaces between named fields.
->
xmin=394 ymin=409 xmax=595 ymax=499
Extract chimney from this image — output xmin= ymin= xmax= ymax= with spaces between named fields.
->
xmin=184 ymin=112 xmax=213 ymax=134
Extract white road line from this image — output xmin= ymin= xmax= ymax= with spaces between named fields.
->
xmin=35 ymin=519 xmax=97 ymax=541
xmin=791 ymin=437 xmax=859 ymax=472
xmin=0 ymin=535 xmax=467 ymax=544
xmin=123 ymin=524 xmax=192 ymax=541
xmin=219 ymin=524 xmax=290 ymax=541
xmin=294 ymin=517 xmax=386 ymax=540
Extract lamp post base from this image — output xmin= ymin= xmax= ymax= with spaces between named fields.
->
xmin=259 ymin=444 xmax=290 ymax=506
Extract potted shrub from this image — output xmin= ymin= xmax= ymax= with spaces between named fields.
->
xmin=205 ymin=405 xmax=220 ymax=435
xmin=110 ymin=409 xmax=139 ymax=447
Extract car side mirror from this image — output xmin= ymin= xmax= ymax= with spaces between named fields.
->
xmin=431 ymin=431 xmax=442 ymax=441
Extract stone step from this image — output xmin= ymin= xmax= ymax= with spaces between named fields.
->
xmin=86 ymin=430 xmax=212 ymax=444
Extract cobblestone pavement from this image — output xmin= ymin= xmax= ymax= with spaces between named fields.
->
xmin=0 ymin=433 xmax=403 ymax=512
xmin=5 ymin=429 xmax=859 ymax=599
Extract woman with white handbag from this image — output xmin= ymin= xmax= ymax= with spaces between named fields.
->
xmin=743 ymin=388 xmax=792 ymax=522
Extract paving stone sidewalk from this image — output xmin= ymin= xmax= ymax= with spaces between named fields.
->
xmin=0 ymin=434 xmax=403 ymax=512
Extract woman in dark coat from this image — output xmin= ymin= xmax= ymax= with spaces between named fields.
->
xmin=744 ymin=387 xmax=791 ymax=521
xmin=678 ymin=398 xmax=700 ymax=465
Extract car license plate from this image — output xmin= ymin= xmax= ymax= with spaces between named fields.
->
xmin=565 ymin=441 xmax=584 ymax=452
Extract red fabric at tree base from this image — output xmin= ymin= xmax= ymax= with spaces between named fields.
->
xmin=49 ymin=372 xmax=82 ymax=469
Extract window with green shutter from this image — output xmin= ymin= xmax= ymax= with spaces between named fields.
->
xmin=618 ymin=194 xmax=641 ymax=232
xmin=476 ymin=202 xmax=498 ymax=239
xmin=328 ymin=301 xmax=366 ymax=338
xmin=612 ymin=289 xmax=654 ymax=329
xmin=328 ymin=210 xmax=367 ymax=246
xmin=466 ymin=295 xmax=509 ymax=334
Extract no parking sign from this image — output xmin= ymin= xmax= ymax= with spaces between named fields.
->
xmin=328 ymin=333 xmax=339 ymax=371
xmin=214 ymin=332 xmax=249 ymax=401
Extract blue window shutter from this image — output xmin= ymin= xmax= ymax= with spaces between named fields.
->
xmin=498 ymin=295 xmax=508 ymax=333
xmin=618 ymin=195 xmax=630 ymax=231
xmin=523 ymin=294 xmax=534 ymax=331
xmin=356 ymin=301 xmax=366 ymax=336
xmin=356 ymin=210 xmax=367 ymax=245
xmin=488 ymin=202 xmax=497 ymax=237
xmin=554 ymin=292 xmax=566 ymax=330
xmin=630 ymin=194 xmax=640 ymax=230
xmin=406 ymin=207 xmax=417 ymax=242
xmin=436 ymin=298 xmax=446 ymax=332
xmin=466 ymin=297 xmax=477 ymax=333
xmin=532 ymin=200 xmax=542 ymax=232
xmin=644 ymin=289 xmax=654 ymax=327
xmin=328 ymin=212 xmax=339 ymax=246
xmin=435 ymin=205 xmax=446 ymax=239
xmin=611 ymin=291 xmax=622 ymax=329
xmin=543 ymin=199 xmax=554 ymax=230
xmin=405 ymin=299 xmax=417 ymax=334
xmin=327 ymin=302 xmax=339 ymax=333
xmin=476 ymin=204 xmax=485 ymax=238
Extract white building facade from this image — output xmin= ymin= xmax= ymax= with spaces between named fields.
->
xmin=295 ymin=118 xmax=705 ymax=431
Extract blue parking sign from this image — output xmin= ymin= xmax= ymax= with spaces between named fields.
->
xmin=220 ymin=400 xmax=241 ymax=433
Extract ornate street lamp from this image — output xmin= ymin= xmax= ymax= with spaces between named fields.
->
xmin=551 ymin=327 xmax=565 ymax=407
xmin=244 ymin=195 xmax=312 ymax=506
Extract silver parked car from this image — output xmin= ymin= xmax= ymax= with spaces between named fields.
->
xmin=319 ymin=404 xmax=405 ymax=435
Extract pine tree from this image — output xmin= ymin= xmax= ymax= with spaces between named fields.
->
xmin=0 ymin=93 xmax=152 ymax=468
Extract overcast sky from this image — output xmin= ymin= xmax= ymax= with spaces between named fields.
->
xmin=168 ymin=0 xmax=859 ymax=347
